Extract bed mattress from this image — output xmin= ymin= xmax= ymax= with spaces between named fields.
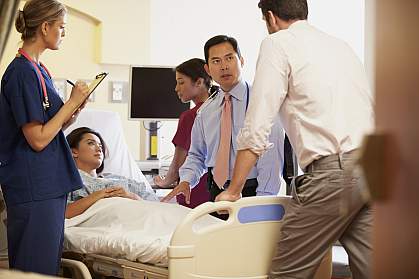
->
xmin=64 ymin=197 xmax=219 ymax=266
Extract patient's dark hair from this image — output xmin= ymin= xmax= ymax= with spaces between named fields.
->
xmin=66 ymin=127 xmax=108 ymax=174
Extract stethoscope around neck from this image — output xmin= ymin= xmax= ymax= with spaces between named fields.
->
xmin=17 ymin=48 xmax=51 ymax=110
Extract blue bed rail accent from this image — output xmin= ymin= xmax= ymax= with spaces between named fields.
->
xmin=237 ymin=204 xmax=285 ymax=224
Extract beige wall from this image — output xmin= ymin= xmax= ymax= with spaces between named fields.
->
xmin=0 ymin=0 xmax=151 ymax=160
xmin=59 ymin=0 xmax=150 ymax=65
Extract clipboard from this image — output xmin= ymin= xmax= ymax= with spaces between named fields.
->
xmin=88 ymin=72 xmax=108 ymax=94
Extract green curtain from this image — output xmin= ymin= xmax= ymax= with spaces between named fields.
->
xmin=0 ymin=0 xmax=20 ymax=61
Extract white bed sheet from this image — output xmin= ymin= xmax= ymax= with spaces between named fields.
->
xmin=64 ymin=198 xmax=220 ymax=266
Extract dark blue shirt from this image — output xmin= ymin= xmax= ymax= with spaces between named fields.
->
xmin=0 ymin=56 xmax=83 ymax=205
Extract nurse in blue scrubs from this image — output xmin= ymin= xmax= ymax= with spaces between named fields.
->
xmin=0 ymin=0 xmax=90 ymax=275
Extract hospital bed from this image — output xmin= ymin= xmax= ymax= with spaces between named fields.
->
xmin=63 ymin=195 xmax=331 ymax=279
xmin=62 ymin=109 xmax=332 ymax=279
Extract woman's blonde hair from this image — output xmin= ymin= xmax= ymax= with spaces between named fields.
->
xmin=15 ymin=0 xmax=67 ymax=41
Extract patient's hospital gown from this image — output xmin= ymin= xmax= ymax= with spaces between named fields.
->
xmin=68 ymin=170 xmax=159 ymax=202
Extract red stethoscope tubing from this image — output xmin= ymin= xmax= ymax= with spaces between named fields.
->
xmin=18 ymin=48 xmax=51 ymax=110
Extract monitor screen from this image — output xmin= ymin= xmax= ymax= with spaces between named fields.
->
xmin=129 ymin=66 xmax=190 ymax=120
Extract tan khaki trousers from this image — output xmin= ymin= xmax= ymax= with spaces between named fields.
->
xmin=270 ymin=150 xmax=373 ymax=279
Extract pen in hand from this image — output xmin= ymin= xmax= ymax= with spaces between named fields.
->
xmin=66 ymin=79 xmax=75 ymax=87
xmin=66 ymin=79 xmax=89 ymax=109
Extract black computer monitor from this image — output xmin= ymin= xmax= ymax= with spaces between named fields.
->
xmin=129 ymin=66 xmax=190 ymax=120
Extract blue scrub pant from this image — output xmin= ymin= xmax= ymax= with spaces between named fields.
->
xmin=6 ymin=195 xmax=67 ymax=275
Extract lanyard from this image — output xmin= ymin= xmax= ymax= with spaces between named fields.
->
xmin=17 ymin=48 xmax=51 ymax=110
xmin=245 ymin=82 xmax=249 ymax=111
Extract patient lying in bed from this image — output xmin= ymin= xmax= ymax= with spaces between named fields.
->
xmin=65 ymin=127 xmax=158 ymax=218
xmin=64 ymin=127 xmax=220 ymax=266
xmin=64 ymin=197 xmax=220 ymax=266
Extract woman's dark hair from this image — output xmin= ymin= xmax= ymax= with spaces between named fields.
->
xmin=66 ymin=127 xmax=108 ymax=174
xmin=258 ymin=0 xmax=308 ymax=21
xmin=204 ymin=35 xmax=241 ymax=64
xmin=15 ymin=0 xmax=67 ymax=41
xmin=175 ymin=58 xmax=212 ymax=90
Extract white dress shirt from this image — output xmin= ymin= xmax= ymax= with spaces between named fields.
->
xmin=237 ymin=20 xmax=374 ymax=169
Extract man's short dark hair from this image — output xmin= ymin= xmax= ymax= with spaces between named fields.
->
xmin=204 ymin=35 xmax=241 ymax=64
xmin=258 ymin=0 xmax=308 ymax=21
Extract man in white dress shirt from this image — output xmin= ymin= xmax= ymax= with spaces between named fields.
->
xmin=216 ymin=1 xmax=374 ymax=278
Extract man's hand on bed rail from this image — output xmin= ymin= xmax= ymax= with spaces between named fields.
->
xmin=214 ymin=190 xmax=241 ymax=215
xmin=160 ymin=181 xmax=191 ymax=204
xmin=216 ymin=150 xmax=257 ymax=202
xmin=215 ymin=189 xmax=242 ymax=202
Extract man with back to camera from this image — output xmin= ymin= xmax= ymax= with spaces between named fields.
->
xmin=162 ymin=35 xmax=285 ymax=207
xmin=216 ymin=1 xmax=374 ymax=278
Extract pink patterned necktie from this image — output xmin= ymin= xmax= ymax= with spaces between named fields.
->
xmin=213 ymin=93 xmax=232 ymax=189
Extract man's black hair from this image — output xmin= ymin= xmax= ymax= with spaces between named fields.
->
xmin=204 ymin=35 xmax=241 ymax=64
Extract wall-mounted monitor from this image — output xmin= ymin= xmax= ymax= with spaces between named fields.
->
xmin=129 ymin=66 xmax=190 ymax=120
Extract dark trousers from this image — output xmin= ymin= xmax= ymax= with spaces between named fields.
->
xmin=207 ymin=168 xmax=258 ymax=219
xmin=6 ymin=195 xmax=67 ymax=275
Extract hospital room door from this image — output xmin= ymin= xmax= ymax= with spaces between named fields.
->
xmin=370 ymin=0 xmax=419 ymax=278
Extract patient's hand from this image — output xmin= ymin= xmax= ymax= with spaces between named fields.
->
xmin=91 ymin=188 xmax=114 ymax=201
xmin=106 ymin=186 xmax=141 ymax=200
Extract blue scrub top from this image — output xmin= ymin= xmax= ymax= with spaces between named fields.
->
xmin=0 ymin=56 xmax=83 ymax=205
